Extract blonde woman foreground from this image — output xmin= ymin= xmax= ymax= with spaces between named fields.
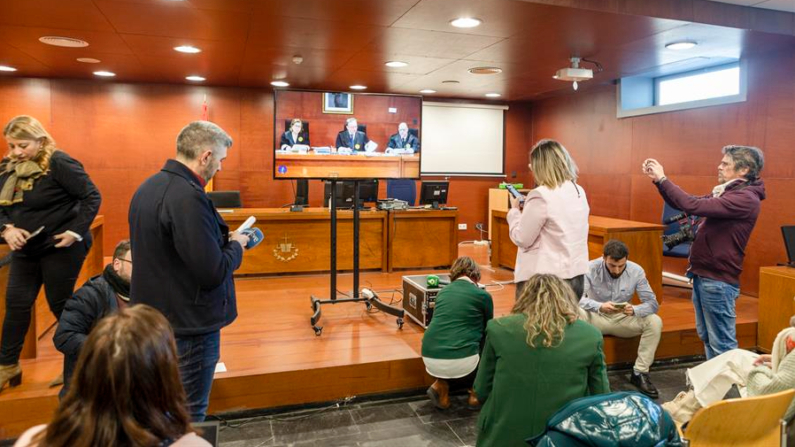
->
xmin=474 ymin=274 xmax=609 ymax=446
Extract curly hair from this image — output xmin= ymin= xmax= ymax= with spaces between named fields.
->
xmin=2 ymin=115 xmax=57 ymax=172
xmin=512 ymin=274 xmax=578 ymax=348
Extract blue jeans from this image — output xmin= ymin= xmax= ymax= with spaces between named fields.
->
xmin=692 ymin=275 xmax=740 ymax=359
xmin=176 ymin=331 xmax=221 ymax=422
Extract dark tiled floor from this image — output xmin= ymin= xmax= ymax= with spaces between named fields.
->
xmin=215 ymin=363 xmax=694 ymax=447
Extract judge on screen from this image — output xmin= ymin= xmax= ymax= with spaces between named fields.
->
xmin=280 ymin=118 xmax=309 ymax=150
xmin=335 ymin=117 xmax=373 ymax=153
xmin=386 ymin=122 xmax=419 ymax=154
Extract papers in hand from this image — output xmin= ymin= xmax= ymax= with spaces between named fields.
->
xmin=235 ymin=216 xmax=256 ymax=232
xmin=364 ymin=141 xmax=378 ymax=152
xmin=26 ymin=226 xmax=45 ymax=240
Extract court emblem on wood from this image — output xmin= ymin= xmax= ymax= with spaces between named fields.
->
xmin=273 ymin=234 xmax=299 ymax=262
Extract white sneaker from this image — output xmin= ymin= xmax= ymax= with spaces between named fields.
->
xmin=662 ymin=390 xmax=701 ymax=425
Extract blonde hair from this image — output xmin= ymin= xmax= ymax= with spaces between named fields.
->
xmin=512 ymin=274 xmax=578 ymax=348
xmin=529 ymin=139 xmax=578 ymax=188
xmin=3 ymin=115 xmax=57 ymax=172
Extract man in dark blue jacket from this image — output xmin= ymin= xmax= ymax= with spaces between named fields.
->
xmin=128 ymin=121 xmax=249 ymax=421
xmin=54 ymin=239 xmax=132 ymax=399
xmin=644 ymin=145 xmax=765 ymax=359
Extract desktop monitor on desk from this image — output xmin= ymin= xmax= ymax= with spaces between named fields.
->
xmin=419 ymin=181 xmax=449 ymax=209
xmin=324 ymin=180 xmax=379 ymax=209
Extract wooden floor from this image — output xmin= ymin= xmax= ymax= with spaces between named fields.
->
xmin=0 ymin=244 xmax=758 ymax=439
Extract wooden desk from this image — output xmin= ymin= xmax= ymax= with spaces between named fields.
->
xmin=388 ymin=209 xmax=458 ymax=271
xmin=0 ymin=216 xmax=104 ymax=360
xmin=491 ymin=211 xmax=664 ymax=301
xmin=274 ymin=152 xmax=419 ymax=178
xmin=221 ymin=208 xmax=388 ymax=275
xmin=758 ymin=266 xmax=795 ymax=352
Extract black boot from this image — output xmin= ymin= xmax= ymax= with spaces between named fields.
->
xmin=629 ymin=371 xmax=659 ymax=399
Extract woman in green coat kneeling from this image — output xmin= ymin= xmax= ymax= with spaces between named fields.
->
xmin=474 ymin=274 xmax=610 ymax=446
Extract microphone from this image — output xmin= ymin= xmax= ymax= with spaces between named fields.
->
xmin=664 ymin=212 xmax=688 ymax=224
xmin=240 ymin=227 xmax=263 ymax=250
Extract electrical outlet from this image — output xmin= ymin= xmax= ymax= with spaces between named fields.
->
xmin=458 ymin=223 xmax=467 ymax=230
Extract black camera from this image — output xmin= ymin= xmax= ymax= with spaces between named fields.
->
xmin=662 ymin=212 xmax=697 ymax=249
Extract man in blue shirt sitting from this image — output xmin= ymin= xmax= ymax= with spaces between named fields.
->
xmin=579 ymin=239 xmax=663 ymax=398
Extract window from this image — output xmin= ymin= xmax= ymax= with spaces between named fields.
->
xmin=617 ymin=59 xmax=746 ymax=118
xmin=656 ymin=63 xmax=740 ymax=106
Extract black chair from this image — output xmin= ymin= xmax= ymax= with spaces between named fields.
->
xmin=207 ymin=191 xmax=242 ymax=208
xmin=283 ymin=119 xmax=310 ymax=143
xmin=387 ymin=179 xmax=417 ymax=206
xmin=408 ymin=128 xmax=419 ymax=139
xmin=341 ymin=123 xmax=366 ymax=134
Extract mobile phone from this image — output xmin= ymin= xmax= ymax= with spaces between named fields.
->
xmin=612 ymin=302 xmax=627 ymax=309
xmin=26 ymin=226 xmax=45 ymax=240
xmin=505 ymin=184 xmax=525 ymax=203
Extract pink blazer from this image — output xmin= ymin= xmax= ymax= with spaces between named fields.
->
xmin=506 ymin=181 xmax=590 ymax=283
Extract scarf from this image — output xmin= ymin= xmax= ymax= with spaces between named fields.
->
xmin=711 ymin=178 xmax=745 ymax=198
xmin=102 ymin=264 xmax=130 ymax=302
xmin=0 ymin=160 xmax=45 ymax=206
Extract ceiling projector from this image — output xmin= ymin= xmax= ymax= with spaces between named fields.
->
xmin=554 ymin=57 xmax=593 ymax=91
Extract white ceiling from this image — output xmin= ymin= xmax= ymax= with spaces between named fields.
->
xmin=708 ymin=0 xmax=795 ymax=13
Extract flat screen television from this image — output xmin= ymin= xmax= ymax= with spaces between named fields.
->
xmin=274 ymin=90 xmax=422 ymax=180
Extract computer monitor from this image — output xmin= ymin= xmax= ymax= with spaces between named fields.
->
xmin=419 ymin=181 xmax=449 ymax=209
xmin=294 ymin=179 xmax=309 ymax=206
xmin=323 ymin=180 xmax=379 ymax=209
xmin=783 ymin=225 xmax=795 ymax=266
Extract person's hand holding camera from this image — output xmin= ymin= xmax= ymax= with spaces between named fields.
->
xmin=642 ymin=159 xmax=666 ymax=183
xmin=2 ymin=225 xmax=31 ymax=251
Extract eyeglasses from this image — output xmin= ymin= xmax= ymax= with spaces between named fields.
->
xmin=116 ymin=258 xmax=132 ymax=265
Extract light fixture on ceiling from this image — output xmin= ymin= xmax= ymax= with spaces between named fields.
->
xmin=350 ymin=85 xmax=367 ymax=90
xmin=174 ymin=45 xmax=202 ymax=54
xmin=385 ymin=61 xmax=408 ymax=68
xmin=468 ymin=66 xmax=502 ymax=75
xmin=553 ymin=56 xmax=602 ymax=91
xmin=666 ymin=41 xmax=698 ymax=50
xmin=270 ymin=80 xmax=289 ymax=87
xmin=485 ymin=93 xmax=501 ymax=98
xmin=93 ymin=70 xmax=116 ymax=77
xmin=450 ymin=17 xmax=482 ymax=28
xmin=76 ymin=58 xmax=100 ymax=64
xmin=39 ymin=36 xmax=89 ymax=48
xmin=186 ymin=75 xmax=206 ymax=82
xmin=441 ymin=80 xmax=460 ymax=84
xmin=419 ymin=89 xmax=436 ymax=94
xmin=0 ymin=65 xmax=18 ymax=72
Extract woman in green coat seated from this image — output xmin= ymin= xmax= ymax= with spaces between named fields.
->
xmin=422 ymin=256 xmax=494 ymax=410
xmin=474 ymin=274 xmax=610 ymax=446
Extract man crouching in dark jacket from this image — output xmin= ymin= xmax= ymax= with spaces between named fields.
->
xmin=53 ymin=239 xmax=132 ymax=398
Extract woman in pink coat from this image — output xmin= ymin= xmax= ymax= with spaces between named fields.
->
xmin=508 ymin=139 xmax=589 ymax=301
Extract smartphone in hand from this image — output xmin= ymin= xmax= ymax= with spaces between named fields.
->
xmin=505 ymin=184 xmax=525 ymax=204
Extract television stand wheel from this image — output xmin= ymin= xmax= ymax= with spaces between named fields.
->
xmin=313 ymin=326 xmax=323 ymax=336
xmin=397 ymin=318 xmax=404 ymax=329
xmin=365 ymin=301 xmax=372 ymax=310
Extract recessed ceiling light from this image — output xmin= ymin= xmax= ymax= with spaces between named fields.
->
xmin=666 ymin=41 xmax=698 ymax=50
xmin=270 ymin=80 xmax=289 ymax=87
xmin=485 ymin=93 xmax=501 ymax=98
xmin=419 ymin=89 xmax=436 ymax=94
xmin=186 ymin=75 xmax=206 ymax=82
xmin=385 ymin=61 xmax=408 ymax=68
xmin=441 ymin=80 xmax=460 ymax=84
xmin=93 ymin=70 xmax=115 ymax=77
xmin=0 ymin=65 xmax=17 ymax=72
xmin=76 ymin=57 xmax=100 ymax=64
xmin=468 ymin=66 xmax=502 ymax=75
xmin=39 ymin=36 xmax=89 ymax=48
xmin=174 ymin=45 xmax=202 ymax=54
xmin=450 ymin=17 xmax=482 ymax=28
xmin=350 ymin=85 xmax=367 ymax=90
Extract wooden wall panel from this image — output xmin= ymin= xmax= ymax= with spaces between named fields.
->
xmin=532 ymin=48 xmax=795 ymax=296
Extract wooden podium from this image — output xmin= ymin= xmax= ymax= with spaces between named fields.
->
xmin=758 ymin=266 xmax=795 ymax=352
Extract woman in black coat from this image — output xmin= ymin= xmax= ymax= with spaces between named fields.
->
xmin=0 ymin=115 xmax=101 ymax=392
